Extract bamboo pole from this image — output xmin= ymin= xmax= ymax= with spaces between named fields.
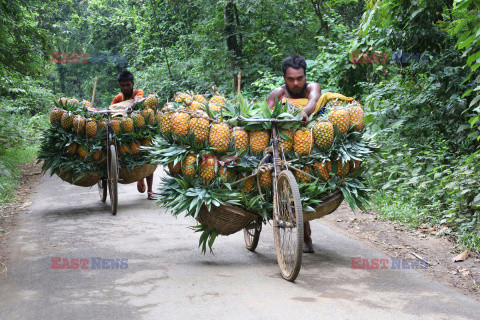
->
xmin=91 ymin=76 xmax=98 ymax=106
xmin=237 ymin=71 xmax=241 ymax=95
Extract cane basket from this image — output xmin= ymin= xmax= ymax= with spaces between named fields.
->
xmin=303 ymin=189 xmax=344 ymax=222
xmin=119 ymin=164 xmax=157 ymax=184
xmin=55 ymin=169 xmax=101 ymax=187
xmin=196 ymin=205 xmax=259 ymax=235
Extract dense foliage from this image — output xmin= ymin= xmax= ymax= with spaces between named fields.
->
xmin=0 ymin=0 xmax=479 ymax=251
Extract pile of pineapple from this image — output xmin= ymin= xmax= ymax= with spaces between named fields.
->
xmin=151 ymin=90 xmax=373 ymax=250
xmin=38 ymin=95 xmax=161 ymax=186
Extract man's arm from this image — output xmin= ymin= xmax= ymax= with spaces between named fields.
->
xmin=267 ymin=87 xmax=285 ymax=110
xmin=301 ymin=83 xmax=322 ymax=122
xmin=111 ymin=93 xmax=122 ymax=106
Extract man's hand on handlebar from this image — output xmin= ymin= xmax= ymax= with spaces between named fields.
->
xmin=300 ymin=111 xmax=309 ymax=126
xmin=125 ymin=105 xmax=133 ymax=114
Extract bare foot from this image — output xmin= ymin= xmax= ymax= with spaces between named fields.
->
xmin=303 ymin=241 xmax=314 ymax=253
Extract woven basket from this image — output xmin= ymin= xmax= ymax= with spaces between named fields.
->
xmin=196 ymin=205 xmax=259 ymax=235
xmin=55 ymin=170 xmax=101 ymax=187
xmin=119 ymin=164 xmax=157 ymax=184
xmin=303 ymin=189 xmax=344 ymax=222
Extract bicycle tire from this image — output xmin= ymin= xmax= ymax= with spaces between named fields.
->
xmin=108 ymin=144 xmax=118 ymax=215
xmin=244 ymin=222 xmax=262 ymax=252
xmin=273 ymin=170 xmax=303 ymax=281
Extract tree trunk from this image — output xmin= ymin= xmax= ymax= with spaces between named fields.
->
xmin=224 ymin=0 xmax=242 ymax=92
xmin=310 ymin=0 xmax=329 ymax=37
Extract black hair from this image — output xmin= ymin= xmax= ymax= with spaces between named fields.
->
xmin=281 ymin=55 xmax=307 ymax=75
xmin=117 ymin=71 xmax=134 ymax=82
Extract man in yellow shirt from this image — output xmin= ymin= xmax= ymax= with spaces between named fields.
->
xmin=267 ymin=55 xmax=319 ymax=253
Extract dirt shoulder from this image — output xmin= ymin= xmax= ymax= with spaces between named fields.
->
xmin=322 ymin=203 xmax=480 ymax=301
xmin=0 ymin=162 xmax=43 ymax=262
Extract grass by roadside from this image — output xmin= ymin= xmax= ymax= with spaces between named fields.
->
xmin=371 ymin=190 xmax=480 ymax=253
xmin=0 ymin=145 xmax=39 ymax=207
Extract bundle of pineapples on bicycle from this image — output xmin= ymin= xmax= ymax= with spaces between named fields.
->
xmin=148 ymin=90 xmax=375 ymax=251
xmin=38 ymin=94 xmax=162 ymax=186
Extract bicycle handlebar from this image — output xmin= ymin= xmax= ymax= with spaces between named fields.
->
xmin=236 ymin=115 xmax=304 ymax=123
xmin=87 ymin=109 xmax=121 ymax=114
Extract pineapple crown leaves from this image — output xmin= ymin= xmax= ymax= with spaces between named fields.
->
xmin=146 ymin=136 xmax=190 ymax=166
xmin=189 ymin=224 xmax=218 ymax=254
xmin=158 ymin=175 xmax=242 ymax=219
xmin=339 ymin=177 xmax=372 ymax=212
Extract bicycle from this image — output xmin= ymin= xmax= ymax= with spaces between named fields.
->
xmin=237 ymin=115 xmax=305 ymax=281
xmin=87 ymin=109 xmax=122 ymax=215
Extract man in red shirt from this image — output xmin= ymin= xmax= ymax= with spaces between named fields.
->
xmin=111 ymin=71 xmax=156 ymax=200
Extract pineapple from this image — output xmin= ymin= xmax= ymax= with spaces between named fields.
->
xmin=66 ymin=143 xmax=77 ymax=155
xmin=144 ymin=94 xmax=159 ymax=109
xmin=348 ymin=104 xmax=365 ymax=131
xmin=174 ymin=92 xmax=193 ymax=106
xmin=259 ymin=169 xmax=272 ymax=188
xmin=85 ymin=119 xmax=97 ymax=137
xmin=280 ymin=129 xmax=294 ymax=152
xmin=172 ymin=110 xmax=191 ymax=136
xmin=77 ymin=146 xmax=88 ymax=159
xmin=97 ymin=120 xmax=107 ymax=132
xmin=67 ymin=98 xmax=79 ymax=106
xmin=72 ymin=116 xmax=86 ymax=134
xmin=112 ymin=119 xmax=121 ymax=134
xmin=189 ymin=101 xmax=204 ymax=113
xmin=209 ymin=103 xmax=222 ymax=113
xmin=118 ymin=144 xmax=130 ymax=155
xmin=336 ymin=160 xmax=350 ymax=178
xmin=200 ymin=155 xmax=217 ymax=183
xmin=232 ymin=127 xmax=249 ymax=151
xmin=61 ymin=112 xmax=74 ymax=130
xmin=50 ymin=108 xmax=63 ymax=125
xmin=349 ymin=159 xmax=361 ymax=173
xmin=243 ymin=173 xmax=255 ymax=192
xmin=142 ymin=108 xmax=156 ymax=124
xmin=219 ymin=167 xmax=236 ymax=182
xmin=121 ymin=117 xmax=134 ymax=133
xmin=209 ymin=122 xmax=231 ymax=153
xmin=195 ymin=95 xmax=207 ymax=103
xmin=133 ymin=113 xmax=145 ymax=128
xmin=293 ymin=128 xmax=313 ymax=155
xmin=155 ymin=110 xmax=161 ymax=124
xmin=329 ymin=107 xmax=350 ymax=135
xmin=313 ymin=161 xmax=332 ymax=181
xmin=209 ymin=95 xmax=227 ymax=106
xmin=249 ymin=130 xmax=270 ymax=155
xmin=57 ymin=97 xmax=68 ymax=106
xmin=182 ymin=153 xmax=197 ymax=177
xmin=140 ymin=138 xmax=152 ymax=146
xmin=80 ymin=100 xmax=92 ymax=108
xmin=168 ymin=161 xmax=181 ymax=175
xmin=313 ymin=121 xmax=334 ymax=148
xmin=294 ymin=166 xmax=313 ymax=184
xmin=130 ymin=141 xmax=141 ymax=155
xmin=160 ymin=108 xmax=175 ymax=134
xmin=189 ymin=112 xmax=210 ymax=144
xmin=91 ymin=150 xmax=101 ymax=161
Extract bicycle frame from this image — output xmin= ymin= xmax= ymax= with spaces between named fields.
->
xmin=237 ymin=115 xmax=303 ymax=219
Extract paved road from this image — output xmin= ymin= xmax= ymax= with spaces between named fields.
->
xmin=1 ymin=169 xmax=479 ymax=320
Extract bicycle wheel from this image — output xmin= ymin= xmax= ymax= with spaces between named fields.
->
xmin=108 ymin=144 xmax=118 ymax=215
xmin=273 ymin=170 xmax=303 ymax=281
xmin=98 ymin=179 xmax=107 ymax=202
xmin=244 ymin=221 xmax=262 ymax=252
